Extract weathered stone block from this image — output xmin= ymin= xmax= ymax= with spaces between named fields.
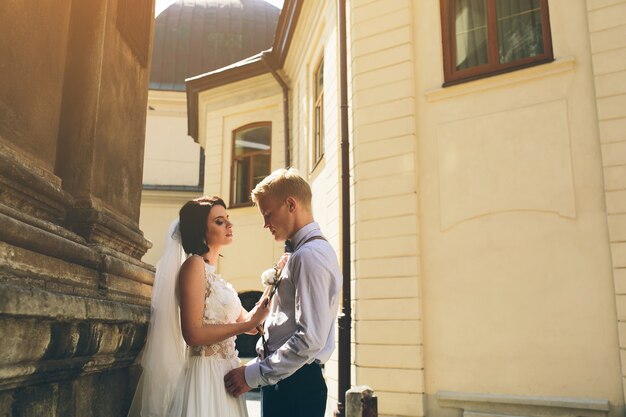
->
xmin=0 ymin=1 xmax=155 ymax=415
xmin=346 ymin=385 xmax=377 ymax=417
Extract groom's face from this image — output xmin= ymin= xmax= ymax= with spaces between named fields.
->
xmin=257 ymin=195 xmax=293 ymax=242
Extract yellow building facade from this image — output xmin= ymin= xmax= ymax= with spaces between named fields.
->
xmin=180 ymin=1 xmax=626 ymax=416
xmin=139 ymin=0 xmax=280 ymax=266
xmin=141 ymin=89 xmax=203 ymax=266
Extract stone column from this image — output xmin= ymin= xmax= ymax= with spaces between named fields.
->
xmin=0 ymin=0 xmax=155 ymax=415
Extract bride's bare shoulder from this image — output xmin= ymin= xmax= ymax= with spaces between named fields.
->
xmin=179 ymin=255 xmax=205 ymax=284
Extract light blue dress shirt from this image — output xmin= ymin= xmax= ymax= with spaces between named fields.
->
xmin=244 ymin=221 xmax=341 ymax=388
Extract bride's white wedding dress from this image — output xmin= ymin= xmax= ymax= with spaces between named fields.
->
xmin=168 ymin=262 xmax=248 ymax=417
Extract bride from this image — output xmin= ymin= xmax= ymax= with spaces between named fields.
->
xmin=128 ymin=196 xmax=269 ymax=417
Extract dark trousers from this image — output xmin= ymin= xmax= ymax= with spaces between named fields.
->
xmin=261 ymin=363 xmax=327 ymax=417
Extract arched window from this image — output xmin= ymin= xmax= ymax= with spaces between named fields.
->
xmin=230 ymin=123 xmax=271 ymax=207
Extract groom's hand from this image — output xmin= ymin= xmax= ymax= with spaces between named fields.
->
xmin=224 ymin=366 xmax=252 ymax=397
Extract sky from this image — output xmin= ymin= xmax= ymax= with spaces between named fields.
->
xmin=155 ymin=0 xmax=284 ymax=17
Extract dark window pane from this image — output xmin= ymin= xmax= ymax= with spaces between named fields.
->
xmin=315 ymin=106 xmax=321 ymax=141
xmin=234 ymin=158 xmax=251 ymax=205
xmin=252 ymin=154 xmax=271 ymax=188
xmin=313 ymin=58 xmax=324 ymax=167
xmin=314 ymin=105 xmax=323 ymax=162
xmin=316 ymin=61 xmax=324 ymax=97
xmin=455 ymin=0 xmax=488 ymax=70
xmin=496 ymin=0 xmax=544 ymax=64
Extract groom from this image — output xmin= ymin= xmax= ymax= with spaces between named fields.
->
xmin=224 ymin=168 xmax=341 ymax=417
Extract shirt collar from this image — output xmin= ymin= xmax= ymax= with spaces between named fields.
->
xmin=289 ymin=221 xmax=321 ymax=251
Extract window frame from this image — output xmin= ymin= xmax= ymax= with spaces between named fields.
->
xmin=229 ymin=122 xmax=272 ymax=208
xmin=440 ymin=0 xmax=554 ymax=86
xmin=312 ymin=57 xmax=324 ymax=171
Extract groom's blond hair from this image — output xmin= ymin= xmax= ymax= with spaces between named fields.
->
xmin=251 ymin=168 xmax=312 ymax=212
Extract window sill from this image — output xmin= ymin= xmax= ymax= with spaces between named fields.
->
xmin=425 ymin=56 xmax=576 ymax=102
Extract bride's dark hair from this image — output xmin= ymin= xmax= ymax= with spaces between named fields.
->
xmin=178 ymin=196 xmax=226 ymax=256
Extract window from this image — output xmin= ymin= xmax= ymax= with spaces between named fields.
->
xmin=441 ymin=0 xmax=553 ymax=86
xmin=313 ymin=58 xmax=324 ymax=168
xmin=230 ymin=123 xmax=271 ymax=207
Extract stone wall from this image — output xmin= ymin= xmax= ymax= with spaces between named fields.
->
xmin=0 ymin=0 xmax=154 ymax=415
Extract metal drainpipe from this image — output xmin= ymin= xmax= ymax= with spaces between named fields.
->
xmin=261 ymin=52 xmax=291 ymax=167
xmin=335 ymin=0 xmax=351 ymax=416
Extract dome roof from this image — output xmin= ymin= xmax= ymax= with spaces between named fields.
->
xmin=150 ymin=0 xmax=280 ymax=91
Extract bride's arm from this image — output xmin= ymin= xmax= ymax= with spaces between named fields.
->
xmin=179 ymin=256 xmax=268 ymax=346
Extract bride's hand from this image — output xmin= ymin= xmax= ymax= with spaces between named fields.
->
xmin=248 ymin=294 xmax=270 ymax=330
xmin=255 ymin=286 xmax=272 ymax=306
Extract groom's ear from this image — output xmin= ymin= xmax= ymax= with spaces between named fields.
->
xmin=286 ymin=196 xmax=297 ymax=212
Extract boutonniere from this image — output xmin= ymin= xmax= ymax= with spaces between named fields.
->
xmin=261 ymin=264 xmax=280 ymax=287
xmin=260 ymin=253 xmax=290 ymax=299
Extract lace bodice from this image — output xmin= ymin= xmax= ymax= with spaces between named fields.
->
xmin=189 ymin=262 xmax=242 ymax=359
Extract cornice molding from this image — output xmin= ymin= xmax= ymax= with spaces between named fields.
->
xmin=273 ymin=0 xmax=304 ymax=67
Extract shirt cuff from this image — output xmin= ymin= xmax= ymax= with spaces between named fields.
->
xmin=244 ymin=358 xmax=264 ymax=388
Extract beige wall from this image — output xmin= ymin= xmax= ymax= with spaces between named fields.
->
xmin=587 ymin=0 xmax=626 ymax=401
xmin=282 ymin=1 xmax=344 ymax=413
xmin=140 ymin=90 xmax=203 ymax=266
xmin=188 ymin=1 xmax=626 ymax=417
xmin=140 ymin=189 xmax=200 ymax=266
xmin=348 ymin=0 xmax=625 ymax=416
xmin=144 ymin=90 xmax=202 ymax=186
xmin=142 ymin=76 xmax=288 ymax=289
xmin=349 ymin=1 xmax=423 ymax=416
xmin=413 ymin=1 xmax=622 ymax=416
xmin=197 ymin=75 xmax=286 ymax=294
xmin=195 ymin=2 xmax=346 ymax=412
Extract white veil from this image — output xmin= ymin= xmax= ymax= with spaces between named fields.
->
xmin=128 ymin=219 xmax=187 ymax=417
